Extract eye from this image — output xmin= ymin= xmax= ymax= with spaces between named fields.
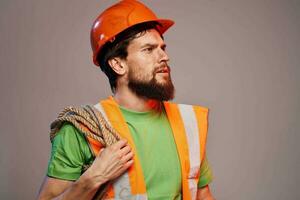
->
xmin=143 ymin=47 xmax=154 ymax=52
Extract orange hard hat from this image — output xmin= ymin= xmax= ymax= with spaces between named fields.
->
xmin=90 ymin=0 xmax=174 ymax=66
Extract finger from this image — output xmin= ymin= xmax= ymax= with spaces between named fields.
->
xmin=120 ymin=145 xmax=131 ymax=155
xmin=122 ymin=159 xmax=134 ymax=170
xmin=112 ymin=139 xmax=127 ymax=149
xmin=96 ymin=148 xmax=105 ymax=157
xmin=113 ymin=160 xmax=134 ymax=179
xmin=121 ymin=151 xmax=134 ymax=163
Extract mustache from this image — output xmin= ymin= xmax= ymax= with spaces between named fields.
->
xmin=154 ymin=63 xmax=171 ymax=73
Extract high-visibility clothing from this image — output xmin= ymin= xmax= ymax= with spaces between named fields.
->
xmin=86 ymin=96 xmax=209 ymax=200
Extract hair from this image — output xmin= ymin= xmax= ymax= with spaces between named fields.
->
xmin=96 ymin=21 xmax=162 ymax=93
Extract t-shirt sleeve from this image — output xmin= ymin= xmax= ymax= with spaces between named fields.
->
xmin=198 ymin=156 xmax=213 ymax=188
xmin=47 ymin=123 xmax=91 ymax=181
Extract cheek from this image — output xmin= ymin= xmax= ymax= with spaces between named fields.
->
xmin=128 ymin=56 xmax=154 ymax=76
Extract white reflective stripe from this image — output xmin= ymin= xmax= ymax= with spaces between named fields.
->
xmin=113 ymin=194 xmax=148 ymax=200
xmin=178 ymin=104 xmax=201 ymax=178
xmin=113 ymin=173 xmax=132 ymax=199
xmin=105 ymin=194 xmax=148 ymax=200
xmin=93 ymin=103 xmax=133 ymax=198
xmin=94 ymin=103 xmax=110 ymax=123
xmin=188 ymin=179 xmax=198 ymax=200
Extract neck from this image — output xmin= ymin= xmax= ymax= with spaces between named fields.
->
xmin=113 ymin=86 xmax=161 ymax=112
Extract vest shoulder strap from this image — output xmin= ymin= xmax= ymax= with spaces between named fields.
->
xmin=163 ymin=101 xmax=209 ymax=200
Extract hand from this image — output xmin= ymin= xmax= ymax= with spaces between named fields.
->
xmin=84 ymin=139 xmax=134 ymax=188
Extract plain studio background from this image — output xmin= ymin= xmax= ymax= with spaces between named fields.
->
xmin=0 ymin=0 xmax=299 ymax=199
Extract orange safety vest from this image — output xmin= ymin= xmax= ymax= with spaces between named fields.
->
xmin=86 ymin=96 xmax=209 ymax=200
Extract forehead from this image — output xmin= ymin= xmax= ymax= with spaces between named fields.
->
xmin=128 ymin=29 xmax=165 ymax=49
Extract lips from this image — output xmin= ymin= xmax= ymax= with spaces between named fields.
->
xmin=156 ymin=66 xmax=170 ymax=73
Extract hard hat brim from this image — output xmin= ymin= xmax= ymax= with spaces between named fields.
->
xmin=152 ymin=19 xmax=175 ymax=34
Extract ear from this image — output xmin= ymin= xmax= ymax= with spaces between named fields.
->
xmin=108 ymin=57 xmax=127 ymax=76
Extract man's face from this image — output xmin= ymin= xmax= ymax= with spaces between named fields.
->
xmin=124 ymin=29 xmax=174 ymax=101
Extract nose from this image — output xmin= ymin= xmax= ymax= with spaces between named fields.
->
xmin=158 ymin=48 xmax=169 ymax=63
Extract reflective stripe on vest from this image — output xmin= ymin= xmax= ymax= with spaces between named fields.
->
xmin=86 ymin=96 xmax=208 ymax=200
xmin=163 ymin=102 xmax=208 ymax=200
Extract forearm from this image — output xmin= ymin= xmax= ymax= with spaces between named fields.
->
xmin=197 ymin=195 xmax=215 ymax=200
xmin=37 ymin=172 xmax=106 ymax=200
xmin=56 ymin=175 xmax=99 ymax=200
xmin=196 ymin=185 xmax=216 ymax=200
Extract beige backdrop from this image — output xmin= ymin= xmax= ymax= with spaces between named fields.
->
xmin=1 ymin=0 xmax=299 ymax=199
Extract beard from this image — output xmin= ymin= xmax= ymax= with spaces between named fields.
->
xmin=128 ymin=68 xmax=175 ymax=101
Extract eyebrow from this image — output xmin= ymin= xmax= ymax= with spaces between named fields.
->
xmin=140 ymin=43 xmax=167 ymax=49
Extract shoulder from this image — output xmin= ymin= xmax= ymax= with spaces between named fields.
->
xmin=51 ymin=122 xmax=90 ymax=156
xmin=57 ymin=122 xmax=80 ymax=135
xmin=47 ymin=123 xmax=92 ymax=181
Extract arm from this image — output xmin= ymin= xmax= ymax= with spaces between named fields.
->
xmin=197 ymin=185 xmax=215 ymax=200
xmin=36 ymin=176 xmax=95 ymax=200
xmin=37 ymin=139 xmax=134 ymax=200
xmin=197 ymin=155 xmax=215 ymax=200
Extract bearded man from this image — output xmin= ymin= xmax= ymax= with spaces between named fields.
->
xmin=37 ymin=1 xmax=215 ymax=199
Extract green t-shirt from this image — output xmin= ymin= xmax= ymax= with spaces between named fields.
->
xmin=47 ymin=106 xmax=213 ymax=199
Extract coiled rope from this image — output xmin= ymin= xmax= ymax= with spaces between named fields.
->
xmin=50 ymin=105 xmax=121 ymax=199
xmin=50 ymin=105 xmax=121 ymax=145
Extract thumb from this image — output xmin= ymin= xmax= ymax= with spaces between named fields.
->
xmin=97 ymin=148 xmax=105 ymax=157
